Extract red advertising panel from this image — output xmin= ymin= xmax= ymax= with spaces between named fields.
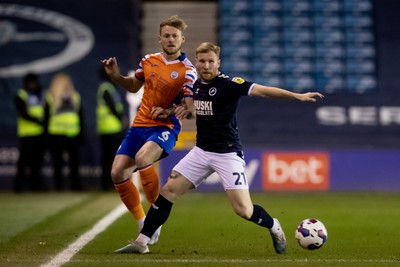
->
xmin=262 ymin=152 xmax=329 ymax=191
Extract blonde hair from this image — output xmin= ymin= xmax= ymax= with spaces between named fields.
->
xmin=159 ymin=15 xmax=187 ymax=34
xmin=48 ymin=73 xmax=77 ymax=110
xmin=196 ymin=42 xmax=221 ymax=58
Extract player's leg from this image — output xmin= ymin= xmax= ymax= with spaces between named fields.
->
xmin=115 ymin=146 xmax=210 ymax=254
xmin=112 ymin=154 xmax=146 ymax=227
xmin=226 ymin=188 xmax=254 ymax=219
xmin=225 ymin=189 xmax=286 ymax=253
xmin=135 ymin=140 xmax=163 ymax=204
xmin=112 ymin=127 xmax=148 ymax=229
xmin=115 ymin=171 xmax=195 ymax=254
xmin=141 ymin=171 xmax=194 ymax=240
xmin=134 ymin=140 xmax=164 ymax=245
xmin=214 ymin=152 xmax=286 ymax=254
xmin=137 ymin=127 xmax=178 ymax=205
xmin=226 ymin=189 xmax=274 ymax=227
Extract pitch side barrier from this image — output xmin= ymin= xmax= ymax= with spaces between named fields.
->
xmin=159 ymin=149 xmax=400 ymax=192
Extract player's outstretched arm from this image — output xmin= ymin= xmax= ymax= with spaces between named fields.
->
xmin=250 ymin=84 xmax=324 ymax=102
xmin=100 ymin=57 xmax=143 ymax=93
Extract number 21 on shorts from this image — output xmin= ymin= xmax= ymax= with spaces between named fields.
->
xmin=233 ymin=172 xmax=247 ymax=185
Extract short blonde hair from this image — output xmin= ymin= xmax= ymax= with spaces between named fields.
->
xmin=196 ymin=42 xmax=221 ymax=58
xmin=159 ymin=15 xmax=187 ymax=33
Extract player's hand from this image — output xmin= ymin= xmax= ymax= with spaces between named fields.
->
xmin=100 ymin=57 xmax=120 ymax=78
xmin=296 ymin=92 xmax=324 ymax=102
xmin=174 ymin=104 xmax=188 ymax=119
xmin=151 ymin=106 xmax=170 ymax=119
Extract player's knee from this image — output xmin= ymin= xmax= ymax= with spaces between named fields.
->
xmin=134 ymin=153 xmax=146 ymax=167
xmin=135 ymin=149 xmax=154 ymax=167
xmin=160 ymin=183 xmax=179 ymax=202
xmin=110 ymin=166 xmax=124 ymax=183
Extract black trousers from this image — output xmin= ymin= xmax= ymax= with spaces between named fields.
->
xmin=14 ymin=135 xmax=46 ymax=192
xmin=48 ymin=135 xmax=81 ymax=191
xmin=99 ymin=133 xmax=122 ymax=191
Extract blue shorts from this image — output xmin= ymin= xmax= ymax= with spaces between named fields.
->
xmin=116 ymin=126 xmax=178 ymax=160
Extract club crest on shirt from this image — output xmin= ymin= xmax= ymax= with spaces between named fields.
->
xmin=209 ymin=87 xmax=217 ymax=96
xmin=232 ymin=77 xmax=245 ymax=84
xmin=170 ymin=71 xmax=179 ymax=79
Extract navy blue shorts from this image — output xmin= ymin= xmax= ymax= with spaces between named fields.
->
xmin=116 ymin=126 xmax=178 ymax=160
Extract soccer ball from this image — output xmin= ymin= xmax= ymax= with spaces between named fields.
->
xmin=295 ymin=218 xmax=328 ymax=250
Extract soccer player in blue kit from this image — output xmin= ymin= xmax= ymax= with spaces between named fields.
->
xmin=115 ymin=42 xmax=324 ymax=254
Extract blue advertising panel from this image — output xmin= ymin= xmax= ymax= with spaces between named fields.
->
xmin=160 ymin=148 xmax=400 ymax=192
xmin=159 ymin=149 xmax=264 ymax=192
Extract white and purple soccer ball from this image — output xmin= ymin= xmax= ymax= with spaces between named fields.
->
xmin=295 ymin=218 xmax=328 ymax=250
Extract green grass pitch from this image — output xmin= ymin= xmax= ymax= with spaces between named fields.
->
xmin=0 ymin=192 xmax=399 ymax=267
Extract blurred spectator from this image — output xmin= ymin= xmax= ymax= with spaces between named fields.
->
xmin=14 ymin=73 xmax=49 ymax=192
xmin=96 ymin=68 xmax=125 ymax=191
xmin=45 ymin=73 xmax=85 ymax=191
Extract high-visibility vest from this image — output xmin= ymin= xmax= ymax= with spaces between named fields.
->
xmin=96 ymin=82 xmax=123 ymax=134
xmin=17 ymin=89 xmax=45 ymax=137
xmin=47 ymin=91 xmax=81 ymax=137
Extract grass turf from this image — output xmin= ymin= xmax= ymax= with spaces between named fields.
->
xmin=0 ymin=192 xmax=120 ymax=267
xmin=1 ymin=192 xmax=400 ymax=267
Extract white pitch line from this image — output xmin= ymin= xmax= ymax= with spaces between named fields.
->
xmin=139 ymin=259 xmax=399 ymax=264
xmin=40 ymin=204 xmax=127 ymax=267
xmin=71 ymin=258 xmax=400 ymax=264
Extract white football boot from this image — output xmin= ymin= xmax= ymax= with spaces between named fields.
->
xmin=114 ymin=240 xmax=149 ymax=254
xmin=148 ymin=225 xmax=162 ymax=245
xmin=269 ymin=218 xmax=287 ymax=254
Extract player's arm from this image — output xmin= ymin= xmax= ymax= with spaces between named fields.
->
xmin=250 ymin=84 xmax=324 ymax=102
xmin=100 ymin=57 xmax=143 ymax=93
xmin=175 ymin=97 xmax=195 ymax=120
xmin=151 ymin=97 xmax=195 ymax=120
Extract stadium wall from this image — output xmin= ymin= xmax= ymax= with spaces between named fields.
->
xmin=232 ymin=0 xmax=400 ymax=149
xmin=0 ymin=0 xmax=399 ymax=191
xmin=160 ymin=149 xmax=400 ymax=192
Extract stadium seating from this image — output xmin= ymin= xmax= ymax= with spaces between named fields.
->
xmin=219 ymin=0 xmax=376 ymax=94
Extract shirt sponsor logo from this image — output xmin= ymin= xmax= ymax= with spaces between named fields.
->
xmin=262 ymin=152 xmax=329 ymax=191
xmin=194 ymin=100 xmax=213 ymax=115
xmin=232 ymin=77 xmax=245 ymax=84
